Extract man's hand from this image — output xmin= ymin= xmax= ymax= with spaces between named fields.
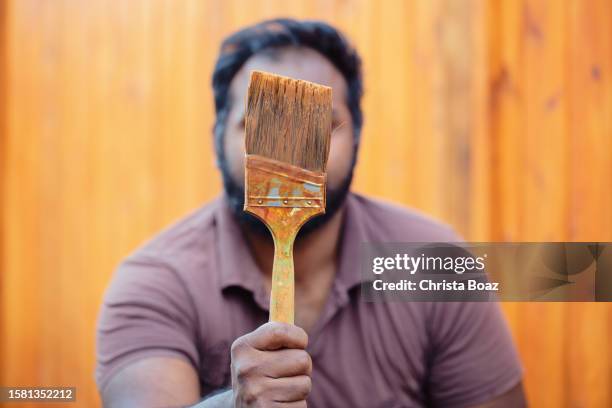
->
xmin=102 ymin=322 xmax=312 ymax=408
xmin=230 ymin=322 xmax=312 ymax=407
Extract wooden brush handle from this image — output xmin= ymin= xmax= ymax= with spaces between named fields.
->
xmin=244 ymin=208 xmax=322 ymax=325
xmin=270 ymin=235 xmax=296 ymax=324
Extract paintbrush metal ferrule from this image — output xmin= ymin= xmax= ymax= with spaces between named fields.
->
xmin=244 ymin=154 xmax=326 ymax=210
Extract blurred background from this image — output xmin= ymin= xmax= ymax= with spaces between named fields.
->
xmin=1 ymin=0 xmax=611 ymax=407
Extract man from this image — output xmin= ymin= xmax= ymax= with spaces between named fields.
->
xmin=96 ymin=18 xmax=525 ymax=407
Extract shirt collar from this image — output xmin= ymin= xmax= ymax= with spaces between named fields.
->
xmin=334 ymin=193 xmax=370 ymax=295
xmin=215 ymin=196 xmax=271 ymax=310
xmin=214 ymin=193 xmax=369 ymax=309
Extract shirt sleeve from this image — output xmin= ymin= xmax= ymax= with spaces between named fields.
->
xmin=95 ymin=255 xmax=200 ymax=393
xmin=426 ymin=301 xmax=523 ymax=407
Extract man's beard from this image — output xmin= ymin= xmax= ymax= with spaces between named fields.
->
xmin=220 ymin=159 xmax=355 ymax=238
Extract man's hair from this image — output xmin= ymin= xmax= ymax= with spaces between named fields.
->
xmin=211 ymin=18 xmax=363 ymax=163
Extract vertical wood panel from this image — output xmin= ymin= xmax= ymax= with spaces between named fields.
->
xmin=489 ymin=0 xmax=524 ymax=242
xmin=522 ymin=1 xmax=568 ymax=406
xmin=1 ymin=1 xmax=611 ymax=407
xmin=565 ymin=0 xmax=612 ymax=406
xmin=488 ymin=0 xmax=525 ymax=359
xmin=0 ymin=0 xmax=7 ymax=389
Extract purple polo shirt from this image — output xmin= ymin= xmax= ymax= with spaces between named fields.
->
xmin=96 ymin=193 xmax=522 ymax=407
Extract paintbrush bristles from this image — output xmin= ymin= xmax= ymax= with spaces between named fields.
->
xmin=245 ymin=71 xmax=332 ymax=173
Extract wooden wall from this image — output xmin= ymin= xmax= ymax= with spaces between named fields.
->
xmin=1 ymin=0 xmax=611 ymax=407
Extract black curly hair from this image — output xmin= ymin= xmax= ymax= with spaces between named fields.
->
xmin=211 ymin=18 xmax=363 ymax=164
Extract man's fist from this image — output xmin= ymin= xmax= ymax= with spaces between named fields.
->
xmin=230 ymin=322 xmax=312 ymax=407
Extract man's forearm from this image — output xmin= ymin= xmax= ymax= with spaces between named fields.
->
xmin=190 ymin=389 xmax=233 ymax=408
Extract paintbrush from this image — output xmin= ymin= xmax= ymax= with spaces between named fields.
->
xmin=244 ymin=71 xmax=332 ymax=324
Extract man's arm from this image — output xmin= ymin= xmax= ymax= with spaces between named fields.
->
xmin=101 ymin=357 xmax=234 ymax=408
xmin=96 ymin=259 xmax=203 ymax=406
xmin=101 ymin=357 xmax=201 ymax=408
xmin=102 ymin=322 xmax=312 ymax=408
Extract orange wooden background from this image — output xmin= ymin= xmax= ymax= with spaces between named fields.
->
xmin=1 ymin=0 xmax=611 ymax=407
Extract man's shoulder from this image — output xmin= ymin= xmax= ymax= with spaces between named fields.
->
xmin=124 ymin=197 xmax=222 ymax=267
xmin=349 ymin=193 xmax=461 ymax=242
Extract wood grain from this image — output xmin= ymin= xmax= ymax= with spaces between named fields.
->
xmin=1 ymin=1 xmax=611 ymax=407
